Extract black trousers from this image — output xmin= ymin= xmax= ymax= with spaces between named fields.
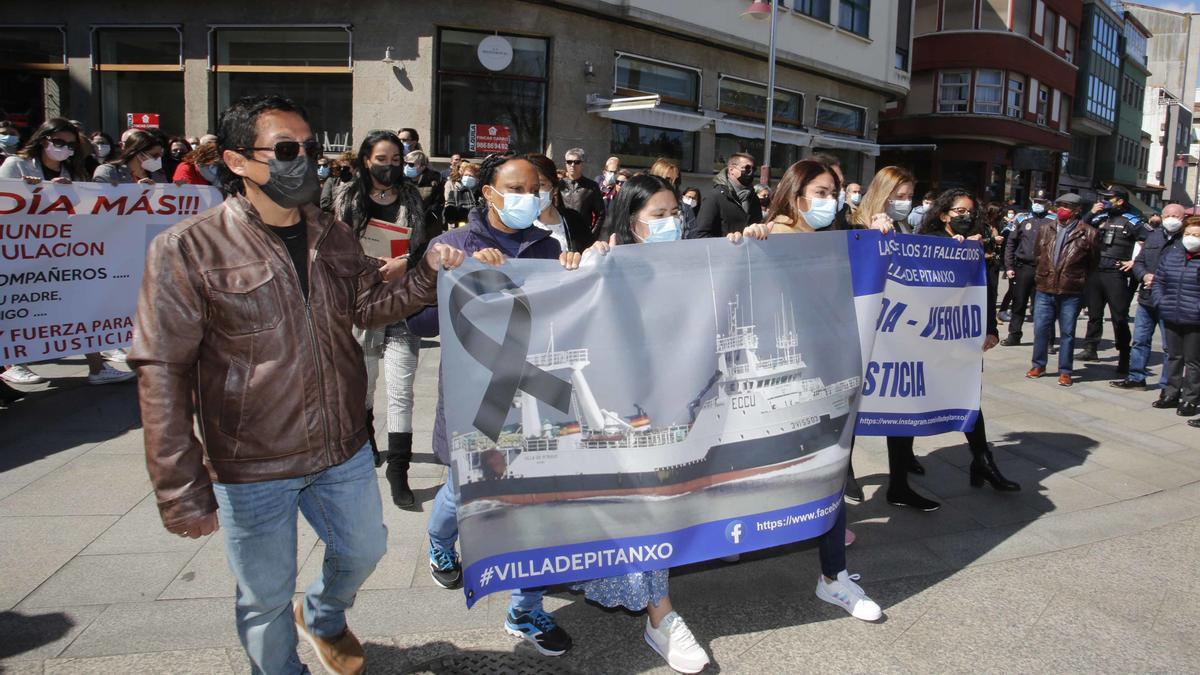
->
xmin=999 ymin=276 xmax=1015 ymax=312
xmin=886 ymin=412 xmax=989 ymax=489
xmin=1006 ymin=263 xmax=1037 ymax=339
xmin=1083 ymin=269 xmax=1133 ymax=352
xmin=1163 ymin=322 xmax=1200 ymax=405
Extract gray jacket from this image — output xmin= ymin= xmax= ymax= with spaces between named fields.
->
xmin=0 ymin=155 xmax=76 ymax=181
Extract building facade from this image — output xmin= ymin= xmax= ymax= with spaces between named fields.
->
xmin=0 ymin=0 xmax=914 ymax=190
xmin=878 ymin=0 xmax=1082 ymax=205
xmin=1126 ymin=2 xmax=1199 ymax=207
xmin=1090 ymin=7 xmax=1152 ymax=209
xmin=1058 ymin=0 xmax=1121 ymax=201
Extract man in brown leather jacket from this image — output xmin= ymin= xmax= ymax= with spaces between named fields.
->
xmin=1026 ymin=192 xmax=1100 ymax=387
xmin=128 ymin=95 xmax=464 ymax=675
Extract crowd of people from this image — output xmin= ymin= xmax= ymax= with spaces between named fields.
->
xmin=2 ymin=94 xmax=1198 ymax=675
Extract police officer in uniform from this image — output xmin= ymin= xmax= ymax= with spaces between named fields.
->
xmin=1077 ymin=187 xmax=1151 ymax=372
xmin=1000 ymin=196 xmax=1054 ymax=346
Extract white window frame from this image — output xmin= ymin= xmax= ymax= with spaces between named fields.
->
xmin=938 ymin=70 xmax=970 ymax=113
xmin=1007 ymin=75 xmax=1025 ymax=118
xmin=814 ymin=96 xmax=869 ymax=136
xmin=973 ymin=69 xmax=1004 ymax=115
xmin=1034 ymin=0 xmax=1045 ymax=35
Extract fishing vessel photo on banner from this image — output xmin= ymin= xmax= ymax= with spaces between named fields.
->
xmin=441 ymin=234 xmax=865 ymax=561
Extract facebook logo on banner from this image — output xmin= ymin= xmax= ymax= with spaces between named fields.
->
xmin=725 ymin=521 xmax=744 ymax=545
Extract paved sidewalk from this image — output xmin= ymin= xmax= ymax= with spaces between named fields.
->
xmin=1 ymin=319 xmax=1198 ymax=674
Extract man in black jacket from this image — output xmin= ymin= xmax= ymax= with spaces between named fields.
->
xmin=688 ymin=153 xmax=762 ymax=238
xmin=1111 ymin=203 xmax=1187 ymax=390
xmin=1000 ymin=197 xmax=1053 ymax=346
xmin=558 ymin=148 xmax=605 ymax=235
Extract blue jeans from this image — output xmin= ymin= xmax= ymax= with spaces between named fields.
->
xmin=1032 ymin=292 xmax=1083 ymax=372
xmin=213 ymin=444 xmax=386 ymax=675
xmin=1129 ymin=303 xmax=1169 ymax=386
xmin=427 ymin=466 xmax=546 ymax=613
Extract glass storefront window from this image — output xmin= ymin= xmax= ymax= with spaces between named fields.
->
xmin=615 ymin=54 xmax=700 ymax=112
xmin=611 ymin=121 xmax=695 ymax=172
xmin=810 ymin=147 xmax=863 ymax=183
xmin=436 ymin=29 xmax=548 ymax=157
xmin=213 ymin=28 xmax=353 ymax=152
xmin=0 ymin=28 xmax=66 ymax=130
xmin=816 ymin=98 xmax=866 ymax=136
xmin=717 ymin=76 xmax=803 ymax=128
xmin=95 ymin=28 xmax=183 ymax=138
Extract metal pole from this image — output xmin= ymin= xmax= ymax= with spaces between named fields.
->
xmin=761 ymin=0 xmax=777 ymax=187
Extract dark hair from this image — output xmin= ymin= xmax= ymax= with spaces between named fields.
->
xmin=168 ymin=136 xmax=192 ymax=152
xmin=919 ymin=188 xmax=988 ymax=240
xmin=216 ymin=94 xmax=309 ymax=196
xmin=116 ymin=130 xmax=163 ymax=167
xmin=525 ymin=153 xmax=561 ymax=209
xmin=809 ymin=152 xmax=841 ymax=169
xmin=923 ymin=190 xmax=939 ymax=201
xmin=19 ymin=117 xmax=86 ymax=178
xmin=348 ymin=129 xmax=404 ymax=233
xmin=765 ymin=160 xmax=841 ymax=227
xmin=602 ymin=174 xmax=677 ymax=245
xmin=0 ymin=120 xmax=19 ymax=135
xmin=726 ymin=152 xmax=754 ymax=168
xmin=477 ymin=153 xmax=522 ymax=191
xmin=398 ymin=127 xmax=419 ymax=143
xmin=683 ymin=187 xmax=702 ymax=204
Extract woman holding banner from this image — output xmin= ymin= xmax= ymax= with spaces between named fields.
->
xmin=880 ymin=189 xmax=1020 ymax=512
xmin=92 ymin=130 xmax=166 ymax=185
xmin=736 ymin=160 xmax=885 ymax=625
xmin=332 ymin=129 xmax=429 ymax=508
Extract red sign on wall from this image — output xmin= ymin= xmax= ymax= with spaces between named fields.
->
xmin=469 ymin=124 xmax=511 ymax=154
xmin=126 ymin=113 xmax=160 ymax=130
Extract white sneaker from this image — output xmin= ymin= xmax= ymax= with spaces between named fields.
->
xmin=87 ymin=364 xmax=136 ymax=385
xmin=1 ymin=365 xmax=46 ymax=385
xmin=100 ymin=348 xmax=128 ymax=363
xmin=644 ymin=611 xmax=710 ymax=673
xmin=815 ymin=571 xmax=882 ymax=622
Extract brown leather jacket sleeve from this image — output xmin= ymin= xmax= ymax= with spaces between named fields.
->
xmin=127 ymin=231 xmax=217 ymax=532
xmin=353 ymin=249 xmax=440 ymax=328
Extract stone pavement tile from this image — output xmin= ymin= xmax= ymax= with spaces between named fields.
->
xmin=1020 ymin=473 xmax=1116 ymax=514
xmin=341 ymin=587 xmax=498 ymax=637
xmin=0 ymin=605 xmax=106 ymax=664
xmin=1149 ymin=421 xmax=1200 ymax=448
xmin=80 ymin=494 xmax=207 ymax=556
xmin=1084 ymin=445 xmax=1200 ymax=489
xmin=843 ymin=498 xmax=980 ymax=546
xmin=1022 ymin=490 xmax=1200 ymax=550
xmin=361 ymin=525 xmax=424 ymax=592
xmin=1070 ymin=467 xmax=1162 ymax=501
xmin=0 ymin=432 xmax=103 ymax=496
xmin=837 ymin=539 xmax=951 ymax=583
xmin=83 ymin=429 xmax=145 ymax=455
xmin=1019 ymin=597 xmax=1191 ymax=672
xmin=997 ymin=380 xmax=1088 ymax=406
xmin=19 ymin=551 xmax=195 ymax=609
xmin=61 ymin=598 xmax=240 ymax=658
xmin=0 ymin=515 xmax=117 ymax=611
xmin=44 ymin=648 xmax=234 ymax=675
xmin=920 ymin=522 xmax=1058 ymax=570
xmin=941 ymin=491 xmax=1042 ymax=528
xmin=0 ymin=661 xmax=45 ymax=674
xmin=0 ymin=453 xmax=151 ymax=517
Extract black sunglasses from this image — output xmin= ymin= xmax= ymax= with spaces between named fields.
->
xmin=47 ymin=138 xmax=78 ymax=149
xmin=564 ymin=159 xmax=583 ymax=165
xmin=240 ymin=140 xmax=322 ymax=162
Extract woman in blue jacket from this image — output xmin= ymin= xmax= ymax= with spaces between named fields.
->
xmin=1150 ymin=216 xmax=1200 ymax=425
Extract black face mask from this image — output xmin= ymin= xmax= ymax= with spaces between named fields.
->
xmin=338 ymin=166 xmax=352 ymax=181
xmin=171 ymin=150 xmax=186 ymax=160
xmin=735 ymin=169 xmax=754 ymax=188
xmin=254 ymin=156 xmax=321 ymax=208
xmin=369 ymin=163 xmax=400 ymax=186
xmin=948 ymin=214 xmax=974 ymax=235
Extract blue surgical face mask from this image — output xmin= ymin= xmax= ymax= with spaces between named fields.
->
xmin=1031 ymin=203 xmax=1046 ymax=215
xmin=636 ymin=215 xmax=681 ymax=243
xmin=198 ymin=163 xmax=220 ymax=184
xmin=403 ymin=164 xmax=419 ymax=179
xmin=317 ymin=165 xmax=331 ymax=179
xmin=402 ymin=142 xmax=413 ymax=154
xmin=538 ymin=190 xmax=552 ymax=212
xmin=837 ymin=189 xmax=846 ymax=211
xmin=461 ymin=175 xmax=477 ymax=189
xmin=802 ymin=197 xmax=838 ymax=230
xmin=0 ymin=134 xmax=18 ymax=152
xmin=485 ymin=186 xmax=540 ymax=230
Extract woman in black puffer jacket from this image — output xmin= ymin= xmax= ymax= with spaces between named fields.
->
xmin=1150 ymin=216 xmax=1200 ymax=424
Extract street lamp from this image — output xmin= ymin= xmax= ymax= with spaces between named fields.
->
xmin=742 ymin=0 xmax=778 ymax=187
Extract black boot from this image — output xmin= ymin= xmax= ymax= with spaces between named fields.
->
xmin=367 ymin=409 xmax=383 ymax=467
xmin=844 ymin=463 xmax=864 ymax=503
xmin=1000 ymin=333 xmax=1022 ymax=347
xmin=1077 ymin=345 xmax=1099 ymax=361
xmin=969 ymin=449 xmax=1021 ymax=491
xmin=1116 ymin=350 xmax=1130 ymax=376
xmin=885 ymin=437 xmax=940 ymax=511
xmin=386 ymin=432 xmax=415 ymax=508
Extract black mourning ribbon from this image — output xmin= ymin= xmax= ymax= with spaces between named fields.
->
xmin=448 ymin=268 xmax=573 ymax=441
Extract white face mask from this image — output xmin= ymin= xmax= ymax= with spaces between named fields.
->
xmin=885 ymin=199 xmax=912 ymax=220
xmin=538 ymin=189 xmax=552 ymax=212
xmin=682 ymin=197 xmax=697 ymax=208
xmin=836 ymin=189 xmax=846 ymax=211
xmin=95 ymin=143 xmax=111 ymax=157
xmin=636 ymin=215 xmax=681 ymax=243
xmin=848 ymin=192 xmax=861 ymax=205
xmin=1183 ymin=235 xmax=1200 ymax=253
xmin=1162 ymin=217 xmax=1183 ymax=234
xmin=802 ymin=197 xmax=838 ymax=230
xmin=139 ymin=154 xmax=163 ymax=173
xmin=44 ymin=143 xmax=74 ymax=162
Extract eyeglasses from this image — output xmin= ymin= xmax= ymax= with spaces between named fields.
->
xmin=948 ymin=207 xmax=971 ymax=215
xmin=46 ymin=138 xmax=78 ymax=149
xmin=404 ymin=162 xmax=418 ymax=168
xmin=738 ymin=165 xmax=755 ymax=173
xmin=239 ymin=139 xmax=322 ymax=162
xmin=564 ymin=159 xmax=583 ymax=165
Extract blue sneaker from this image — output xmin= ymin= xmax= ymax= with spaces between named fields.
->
xmin=504 ymin=607 xmax=573 ymax=656
xmin=428 ymin=541 xmax=462 ymax=589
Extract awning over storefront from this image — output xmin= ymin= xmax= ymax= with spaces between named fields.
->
xmin=713 ymin=118 xmax=813 ymax=147
xmin=812 ymin=133 xmax=880 ymax=157
xmin=587 ymin=94 xmax=715 ymax=132
xmin=1125 ymin=192 xmax=1158 ymax=216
